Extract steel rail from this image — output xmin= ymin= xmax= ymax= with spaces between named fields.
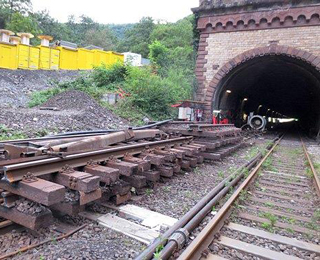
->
xmin=52 ymin=119 xmax=173 ymax=137
xmin=135 ymin=152 xmax=262 ymax=260
xmin=178 ymin=136 xmax=282 ymax=260
xmin=300 ymin=137 xmax=320 ymax=196
xmin=2 ymin=137 xmax=193 ymax=183
xmin=0 ymin=119 xmax=172 ymax=147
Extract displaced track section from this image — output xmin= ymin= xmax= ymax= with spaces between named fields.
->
xmin=177 ymin=134 xmax=320 ymax=260
xmin=0 ymin=124 xmax=243 ymax=231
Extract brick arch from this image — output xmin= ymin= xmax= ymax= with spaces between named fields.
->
xmin=202 ymin=45 xmax=320 ymax=119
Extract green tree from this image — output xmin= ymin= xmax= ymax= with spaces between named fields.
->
xmin=149 ymin=40 xmax=169 ymax=73
xmin=32 ymin=10 xmax=70 ymax=42
xmin=6 ymin=12 xmax=41 ymax=35
xmin=150 ymin=16 xmax=194 ymax=49
xmin=0 ymin=0 xmax=32 ymax=27
xmin=117 ymin=17 xmax=155 ymax=57
xmin=83 ymin=27 xmax=118 ymax=50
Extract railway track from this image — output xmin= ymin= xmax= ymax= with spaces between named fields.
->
xmin=174 ymin=134 xmax=320 ymax=260
xmin=0 ymin=125 xmax=243 ymax=231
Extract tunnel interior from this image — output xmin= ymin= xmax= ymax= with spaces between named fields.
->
xmin=213 ymin=55 xmax=320 ymax=134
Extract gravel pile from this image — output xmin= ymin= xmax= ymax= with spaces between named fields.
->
xmin=0 ymin=69 xmax=80 ymax=108
xmin=0 ymin=90 xmax=129 ymax=136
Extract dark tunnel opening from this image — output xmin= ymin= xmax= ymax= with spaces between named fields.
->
xmin=213 ymin=55 xmax=320 ymax=135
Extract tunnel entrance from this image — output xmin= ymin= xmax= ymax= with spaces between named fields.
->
xmin=212 ymin=52 xmax=320 ymax=135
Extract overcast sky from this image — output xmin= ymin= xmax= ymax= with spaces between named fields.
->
xmin=32 ymin=0 xmax=199 ymax=24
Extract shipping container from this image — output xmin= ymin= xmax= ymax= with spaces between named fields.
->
xmin=17 ymin=44 xmax=29 ymax=69
xmin=29 ymin=46 xmax=40 ymax=70
xmin=50 ymin=48 xmax=60 ymax=70
xmin=106 ymin=51 xmax=124 ymax=65
xmin=93 ymin=49 xmax=108 ymax=67
xmin=39 ymin=46 xmax=50 ymax=69
xmin=57 ymin=46 xmax=78 ymax=70
xmin=0 ymin=42 xmax=18 ymax=69
xmin=78 ymin=48 xmax=94 ymax=70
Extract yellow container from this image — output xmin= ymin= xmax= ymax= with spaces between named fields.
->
xmin=0 ymin=42 xmax=18 ymax=69
xmin=105 ymin=51 xmax=124 ymax=65
xmin=57 ymin=46 xmax=78 ymax=70
xmin=39 ymin=46 xmax=50 ymax=69
xmin=93 ymin=49 xmax=108 ymax=67
xmin=50 ymin=48 xmax=60 ymax=70
xmin=78 ymin=48 xmax=94 ymax=70
xmin=17 ymin=44 xmax=29 ymax=69
xmin=29 ymin=46 xmax=40 ymax=70
xmin=39 ymin=46 xmax=60 ymax=70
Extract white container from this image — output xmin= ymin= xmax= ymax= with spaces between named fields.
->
xmin=0 ymin=29 xmax=14 ymax=43
xmin=123 ymin=52 xmax=142 ymax=67
xmin=17 ymin=33 xmax=34 ymax=45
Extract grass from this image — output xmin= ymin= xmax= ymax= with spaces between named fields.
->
xmin=239 ymin=190 xmax=248 ymax=202
xmin=259 ymin=212 xmax=278 ymax=227
xmin=262 ymin=158 xmax=275 ymax=171
xmin=28 ymin=87 xmax=64 ymax=108
xmin=0 ymin=125 xmax=27 ymax=141
xmin=264 ymin=202 xmax=274 ymax=208
xmin=154 ymin=244 xmax=164 ymax=259
xmin=145 ymin=189 xmax=153 ymax=196
xmin=312 ymin=209 xmax=320 ymax=222
xmin=245 ymin=146 xmax=260 ymax=160
xmin=286 ymin=227 xmax=294 ymax=234
xmin=261 ymin=222 xmax=274 ymax=232
xmin=306 ymin=168 xmax=314 ymax=178
xmin=217 ymin=170 xmax=224 ymax=179
xmin=242 ymin=168 xmax=250 ymax=178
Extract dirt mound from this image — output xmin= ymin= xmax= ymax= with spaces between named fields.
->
xmin=42 ymin=90 xmax=100 ymax=111
xmin=0 ymin=69 xmax=80 ymax=108
xmin=0 ymin=90 xmax=129 ymax=137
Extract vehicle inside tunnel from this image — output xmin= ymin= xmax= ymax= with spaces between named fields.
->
xmin=213 ymin=54 xmax=320 ymax=135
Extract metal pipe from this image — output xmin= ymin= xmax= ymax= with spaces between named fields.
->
xmin=135 ymin=153 xmax=262 ymax=260
xmin=3 ymin=137 xmax=193 ymax=182
xmin=158 ymin=154 xmax=261 ymax=260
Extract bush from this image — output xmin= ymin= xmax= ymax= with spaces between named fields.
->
xmin=124 ymin=66 xmax=190 ymax=119
xmin=91 ymin=63 xmax=128 ymax=89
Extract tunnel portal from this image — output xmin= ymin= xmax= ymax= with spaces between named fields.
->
xmin=193 ymin=0 xmax=320 ymax=134
xmin=213 ymin=54 xmax=320 ymax=132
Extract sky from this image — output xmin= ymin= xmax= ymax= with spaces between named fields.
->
xmin=32 ymin=0 xmax=199 ymax=24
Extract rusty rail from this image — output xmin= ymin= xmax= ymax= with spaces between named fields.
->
xmin=177 ymin=136 xmax=282 ymax=260
xmin=2 ymin=136 xmax=193 ymax=182
xmin=301 ymin=137 xmax=320 ymax=196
